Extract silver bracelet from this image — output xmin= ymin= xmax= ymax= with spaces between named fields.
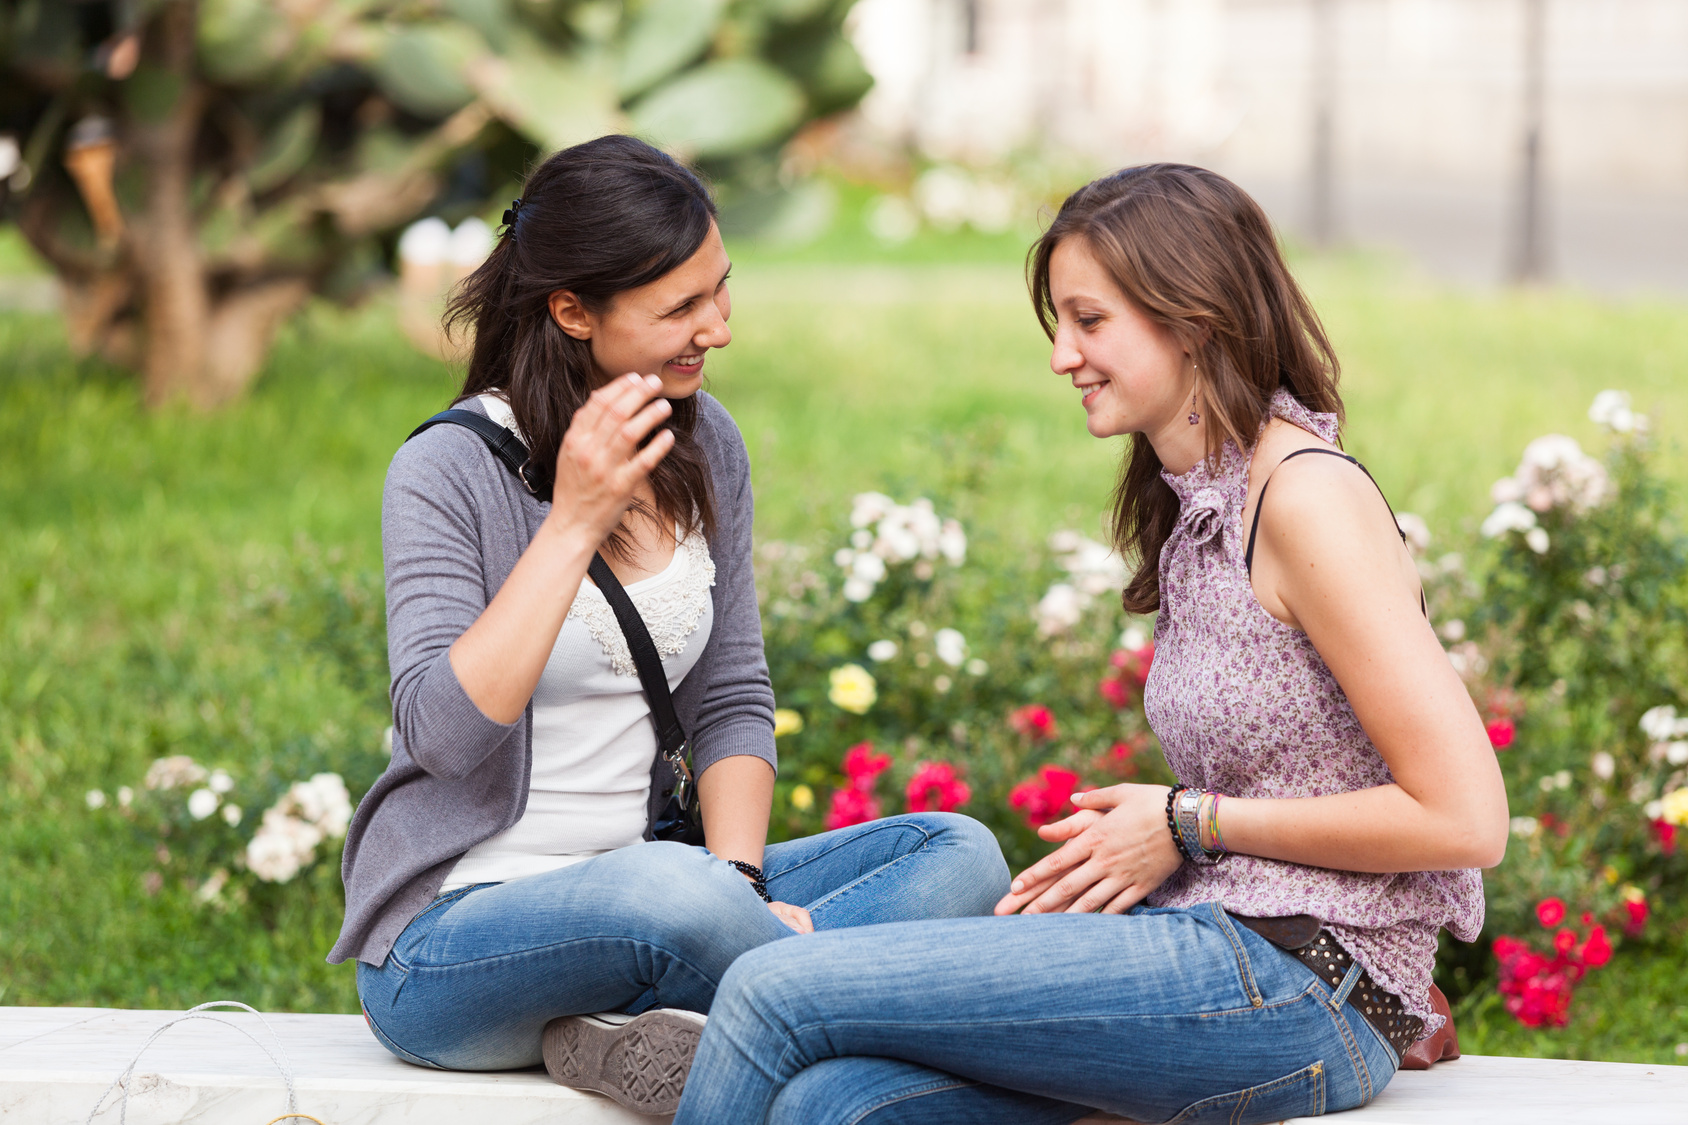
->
xmin=1174 ymin=788 xmax=1223 ymax=866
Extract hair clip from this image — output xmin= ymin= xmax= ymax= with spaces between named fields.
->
xmin=501 ymin=197 xmax=524 ymax=232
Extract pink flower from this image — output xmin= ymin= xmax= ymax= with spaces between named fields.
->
xmin=1536 ymin=897 xmax=1566 ymax=928
xmin=1110 ymin=642 xmax=1155 ymax=687
xmin=1623 ymin=897 xmax=1649 ymax=938
xmin=824 ymin=786 xmax=880 ymax=830
xmin=842 ymin=742 xmax=891 ymax=787
xmin=1651 ymin=818 xmax=1677 ymax=854
xmin=1097 ymin=676 xmax=1131 ymax=710
xmin=1008 ymin=766 xmax=1081 ymax=827
xmin=1008 ymin=705 xmax=1058 ymax=743
xmin=905 ymin=762 xmax=972 ymax=813
xmin=1486 ymin=719 xmax=1515 ymax=749
xmin=1581 ymin=925 xmax=1612 ymax=969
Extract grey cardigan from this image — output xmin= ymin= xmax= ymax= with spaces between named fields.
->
xmin=329 ymin=392 xmax=776 ymax=967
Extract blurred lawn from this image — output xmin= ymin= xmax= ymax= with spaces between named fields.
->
xmin=1 ymin=236 xmax=1685 ymax=1060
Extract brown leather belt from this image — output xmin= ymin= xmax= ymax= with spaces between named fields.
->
xmin=1230 ymin=913 xmax=1423 ymax=1061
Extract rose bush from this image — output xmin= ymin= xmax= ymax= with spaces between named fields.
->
xmin=757 ymin=492 xmax=1167 ymax=871
xmin=1424 ymin=391 xmax=1687 ymax=1025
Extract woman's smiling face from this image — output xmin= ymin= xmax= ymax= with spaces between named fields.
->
xmin=1047 ymin=236 xmax=1192 ymax=442
xmin=549 ymin=221 xmax=733 ymax=398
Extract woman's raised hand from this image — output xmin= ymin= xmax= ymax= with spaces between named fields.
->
xmin=547 ymin=373 xmax=676 ymax=542
xmin=993 ymin=783 xmax=1183 ymax=916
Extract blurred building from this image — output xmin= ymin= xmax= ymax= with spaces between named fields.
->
xmin=849 ymin=0 xmax=1688 ymax=291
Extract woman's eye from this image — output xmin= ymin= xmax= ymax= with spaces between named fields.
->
xmin=1076 ymin=316 xmax=1100 ymax=329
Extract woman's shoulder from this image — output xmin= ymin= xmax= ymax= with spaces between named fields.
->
xmin=692 ymin=391 xmax=749 ymax=472
xmin=384 ymin=399 xmax=509 ymax=507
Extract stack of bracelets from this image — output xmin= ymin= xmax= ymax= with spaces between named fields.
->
xmin=1163 ymin=785 xmax=1228 ymax=865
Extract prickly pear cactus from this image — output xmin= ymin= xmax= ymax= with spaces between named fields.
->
xmin=0 ymin=0 xmax=870 ymax=406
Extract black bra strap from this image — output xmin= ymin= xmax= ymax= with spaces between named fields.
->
xmin=1244 ymin=448 xmax=1426 ymax=615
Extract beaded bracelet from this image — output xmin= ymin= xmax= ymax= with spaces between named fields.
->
xmin=729 ymin=860 xmax=773 ymax=903
xmin=1164 ymin=785 xmax=1192 ymax=861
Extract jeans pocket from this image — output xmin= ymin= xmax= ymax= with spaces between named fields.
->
xmin=1163 ymin=1060 xmax=1326 ymax=1125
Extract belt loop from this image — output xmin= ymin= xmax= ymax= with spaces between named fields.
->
xmin=1330 ymin=955 xmax=1365 ymax=1009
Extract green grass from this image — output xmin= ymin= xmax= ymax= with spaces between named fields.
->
xmin=1 ymin=242 xmax=1685 ymax=1062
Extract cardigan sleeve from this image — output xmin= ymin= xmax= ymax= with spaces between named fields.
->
xmin=382 ymin=426 xmax=523 ymax=781
xmin=684 ymin=395 xmax=778 ymax=777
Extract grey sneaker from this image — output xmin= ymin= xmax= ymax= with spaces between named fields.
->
xmin=542 ymin=1009 xmax=708 ymax=1115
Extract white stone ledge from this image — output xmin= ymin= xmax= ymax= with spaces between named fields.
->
xmin=3 ymin=1006 xmax=1683 ymax=1124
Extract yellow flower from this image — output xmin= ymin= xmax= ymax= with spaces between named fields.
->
xmin=773 ymin=709 xmax=805 ymax=738
xmin=828 ymin=663 xmax=877 ymax=715
xmin=1621 ymin=884 xmax=1646 ymax=904
xmin=1660 ymin=786 xmax=1688 ymax=827
xmin=1602 ymin=865 xmax=1620 ymax=885
xmin=790 ymin=784 xmax=814 ymax=811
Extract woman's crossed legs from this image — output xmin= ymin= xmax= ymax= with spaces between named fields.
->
xmin=357 ymin=812 xmax=1008 ymax=1070
xmin=673 ymin=904 xmax=1400 ymax=1125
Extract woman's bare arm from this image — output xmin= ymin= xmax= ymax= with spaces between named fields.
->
xmin=998 ymin=443 xmax=1507 ymax=916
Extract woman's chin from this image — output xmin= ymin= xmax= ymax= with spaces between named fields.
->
xmin=659 ymin=367 xmax=705 ymax=398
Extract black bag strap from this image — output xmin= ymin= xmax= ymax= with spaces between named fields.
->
xmin=409 ymin=409 xmax=542 ymax=499
xmin=405 ymin=407 xmax=693 ymax=791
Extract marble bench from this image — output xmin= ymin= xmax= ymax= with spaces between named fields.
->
xmin=2 ymin=1006 xmax=1683 ymax=1124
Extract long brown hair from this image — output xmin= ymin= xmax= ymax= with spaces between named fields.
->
xmin=1028 ymin=164 xmax=1343 ymax=614
xmin=445 ymin=135 xmax=716 ymax=558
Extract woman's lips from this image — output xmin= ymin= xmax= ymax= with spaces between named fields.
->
xmin=666 ymin=354 xmax=704 ymax=375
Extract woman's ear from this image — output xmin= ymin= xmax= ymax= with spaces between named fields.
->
xmin=548 ymin=290 xmax=593 ymax=340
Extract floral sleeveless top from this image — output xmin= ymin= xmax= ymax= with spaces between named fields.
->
xmin=1142 ymin=389 xmax=1484 ymax=1035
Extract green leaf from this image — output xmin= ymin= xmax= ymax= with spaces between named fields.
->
xmin=371 ymin=23 xmax=484 ymax=119
xmin=469 ymin=47 xmax=622 ymax=154
xmin=617 ymin=0 xmax=729 ymax=99
xmin=444 ymin=0 xmax=516 ymax=51
xmin=630 ymin=58 xmax=804 ymax=159
xmin=247 ymin=106 xmax=320 ymax=195
xmin=198 ymin=0 xmax=297 ymax=85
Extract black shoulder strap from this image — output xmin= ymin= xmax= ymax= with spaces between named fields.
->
xmin=409 ymin=409 xmax=542 ymax=499
xmin=404 ymin=408 xmax=690 ymax=763
xmin=586 ymin=555 xmax=689 ymax=759
xmin=1244 ymin=448 xmax=1426 ymax=615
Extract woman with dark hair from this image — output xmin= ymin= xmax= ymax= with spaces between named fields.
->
xmin=668 ymin=164 xmax=1506 ymax=1125
xmin=329 ymin=135 xmax=1007 ymax=1115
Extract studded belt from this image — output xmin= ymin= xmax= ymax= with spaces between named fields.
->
xmin=1230 ymin=913 xmax=1424 ymax=1061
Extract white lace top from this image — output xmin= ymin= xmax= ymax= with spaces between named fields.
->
xmin=441 ymin=395 xmax=716 ymax=890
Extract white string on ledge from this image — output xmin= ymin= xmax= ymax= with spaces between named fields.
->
xmin=84 ymin=1000 xmax=301 ymax=1125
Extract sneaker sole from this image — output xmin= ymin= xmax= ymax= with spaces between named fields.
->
xmin=542 ymin=1010 xmax=705 ymax=1116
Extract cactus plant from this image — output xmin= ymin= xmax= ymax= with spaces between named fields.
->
xmin=0 ymin=0 xmax=871 ymax=408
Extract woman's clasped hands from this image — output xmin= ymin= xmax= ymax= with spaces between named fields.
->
xmin=994 ymin=783 xmax=1184 ymax=916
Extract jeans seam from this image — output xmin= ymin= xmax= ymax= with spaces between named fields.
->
xmin=765 ymin=820 xmax=935 ymax=884
xmin=1325 ymin=995 xmax=1372 ymax=1104
xmin=800 ymin=844 xmax=937 ymax=914
xmin=363 ymin=999 xmax=448 ymax=1070
xmin=841 ymin=1078 xmax=978 ymax=1125
xmin=1208 ymin=904 xmax=1262 ymax=1008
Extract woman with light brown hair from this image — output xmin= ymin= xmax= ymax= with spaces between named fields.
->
xmin=668 ymin=164 xmax=1506 ymax=1125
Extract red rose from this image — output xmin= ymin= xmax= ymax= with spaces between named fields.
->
xmin=1581 ymin=925 xmax=1612 ymax=969
xmin=1651 ymin=819 xmax=1677 ymax=854
xmin=905 ymin=762 xmax=972 ymax=814
xmin=1009 ymin=705 xmax=1058 ymax=742
xmin=1535 ymin=897 xmax=1566 ymax=928
xmin=824 ymin=786 xmax=880 ymax=830
xmin=1486 ymin=719 xmax=1515 ymax=749
xmin=842 ymin=742 xmax=891 ymax=787
xmin=1623 ymin=897 xmax=1649 ymax=937
xmin=1097 ymin=676 xmax=1130 ymax=710
xmin=1008 ymin=766 xmax=1081 ymax=827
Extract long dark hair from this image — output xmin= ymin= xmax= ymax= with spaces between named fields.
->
xmin=1028 ymin=164 xmax=1343 ymax=614
xmin=445 ymin=134 xmax=717 ymax=556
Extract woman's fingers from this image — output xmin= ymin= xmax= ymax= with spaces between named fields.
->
xmin=993 ymin=870 xmax=1062 ymax=915
xmin=768 ymin=901 xmax=813 ymax=934
xmin=1102 ymin=884 xmax=1149 ymax=914
xmin=1036 ymin=807 xmax=1102 ymax=842
xmin=1006 ymin=836 xmax=1089 ymax=896
xmin=1026 ymin=858 xmax=1108 ymax=914
xmin=1071 ymin=784 xmax=1126 ymax=810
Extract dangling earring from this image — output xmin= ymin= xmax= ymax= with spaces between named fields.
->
xmin=1187 ymin=363 xmax=1201 ymax=426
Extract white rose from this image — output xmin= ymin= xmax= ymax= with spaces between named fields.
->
xmin=1480 ymin=502 xmax=1537 ymax=539
xmin=867 ymin=639 xmax=900 ymax=662
xmin=187 ymin=788 xmax=219 ymax=820
xmin=1591 ymin=752 xmax=1615 ymax=781
xmin=1640 ymin=706 xmax=1679 ymax=742
xmin=842 ymin=577 xmax=874 ymax=603
xmin=934 ymin=628 xmax=967 ymax=668
xmin=1035 ymin=583 xmax=1086 ymax=637
xmin=1525 ymin=527 xmax=1550 ymax=554
xmin=85 ymin=790 xmax=107 ymax=810
xmin=208 ymin=769 xmax=234 ymax=794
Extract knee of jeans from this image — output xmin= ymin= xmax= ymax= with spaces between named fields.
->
xmin=711 ymin=938 xmax=821 ymax=1029
xmin=925 ymin=813 xmax=1011 ymax=899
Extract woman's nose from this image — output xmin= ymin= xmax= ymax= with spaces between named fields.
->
xmin=696 ymin=307 xmax=731 ymax=350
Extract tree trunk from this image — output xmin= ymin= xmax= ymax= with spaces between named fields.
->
xmin=130 ymin=0 xmax=215 ymax=408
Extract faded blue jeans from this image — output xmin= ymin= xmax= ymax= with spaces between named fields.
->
xmin=356 ymin=812 xmax=1008 ymax=1070
xmin=673 ymin=903 xmax=1400 ymax=1125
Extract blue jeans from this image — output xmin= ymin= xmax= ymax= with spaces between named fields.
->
xmin=356 ymin=812 xmax=1008 ymax=1070
xmin=672 ymin=903 xmax=1400 ymax=1125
